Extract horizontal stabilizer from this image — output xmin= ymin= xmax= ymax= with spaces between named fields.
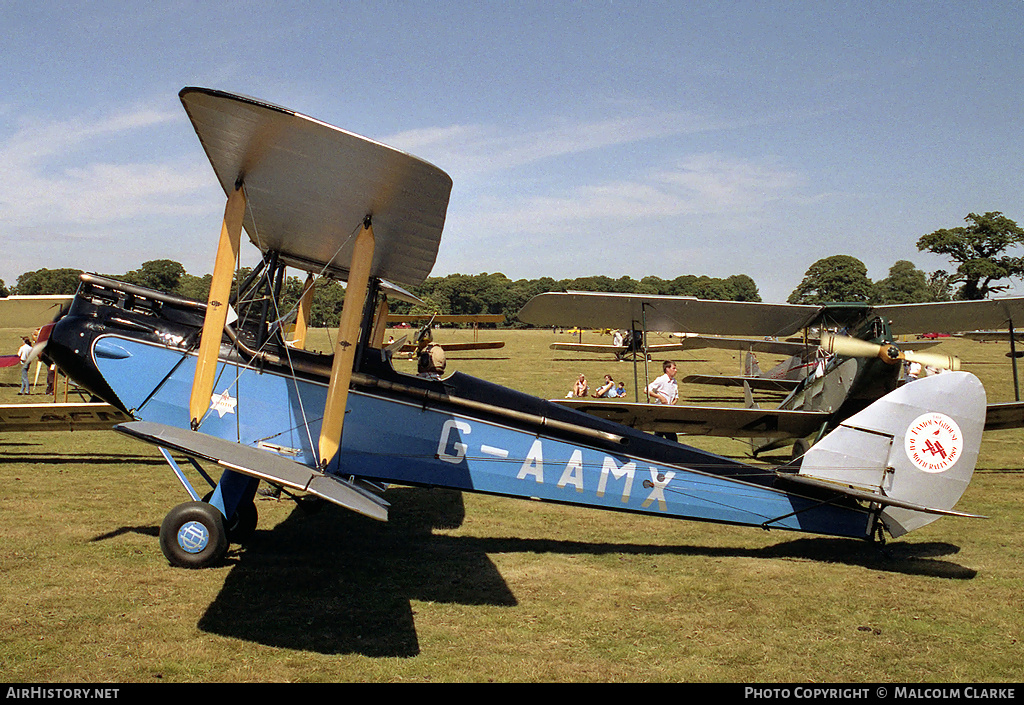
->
xmin=776 ymin=472 xmax=986 ymax=518
xmin=115 ymin=421 xmax=388 ymax=521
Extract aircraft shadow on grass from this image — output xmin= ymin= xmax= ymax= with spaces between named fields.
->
xmin=0 ymin=448 xmax=168 ymax=466
xmin=176 ymin=488 xmax=974 ymax=657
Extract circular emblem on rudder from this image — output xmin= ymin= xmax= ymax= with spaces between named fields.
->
xmin=177 ymin=520 xmax=210 ymax=554
xmin=904 ymin=412 xmax=963 ymax=473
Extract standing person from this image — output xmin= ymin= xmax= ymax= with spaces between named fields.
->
xmin=646 ymin=360 xmax=679 ymax=441
xmin=17 ymin=337 xmax=32 ymax=395
xmin=645 ymin=360 xmax=678 ymax=405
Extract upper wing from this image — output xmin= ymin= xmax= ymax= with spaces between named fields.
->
xmin=554 ymin=399 xmax=828 ymax=438
xmin=874 ymin=298 xmax=1024 ymax=335
xmin=518 ymin=292 xmax=824 ymax=336
xmin=180 ymin=87 xmax=453 ymax=290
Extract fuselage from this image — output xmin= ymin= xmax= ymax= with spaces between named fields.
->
xmin=47 ymin=274 xmax=877 ymax=539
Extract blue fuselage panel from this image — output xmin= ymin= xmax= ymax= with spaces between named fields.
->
xmin=93 ymin=335 xmax=872 ymax=538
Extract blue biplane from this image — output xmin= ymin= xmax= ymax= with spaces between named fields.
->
xmin=44 ymin=88 xmax=987 ymax=568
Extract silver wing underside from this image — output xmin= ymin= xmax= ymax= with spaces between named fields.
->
xmin=180 ymin=87 xmax=453 ymax=290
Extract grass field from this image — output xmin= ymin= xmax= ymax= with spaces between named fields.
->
xmin=0 ymin=326 xmax=1022 ymax=682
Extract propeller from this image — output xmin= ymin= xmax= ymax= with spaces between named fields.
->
xmin=26 ymin=322 xmax=57 ymax=365
xmin=820 ymin=332 xmax=960 ymax=371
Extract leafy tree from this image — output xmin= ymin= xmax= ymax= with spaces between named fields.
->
xmin=917 ymin=211 xmax=1024 ymax=300
xmin=0 ymin=279 xmax=8 ymax=297
xmin=925 ymin=270 xmax=955 ymax=302
xmin=14 ymin=268 xmax=84 ymax=295
xmin=787 ymin=255 xmax=873 ymax=304
xmin=724 ymin=274 xmax=761 ymax=302
xmin=178 ymin=273 xmax=212 ymax=301
xmin=122 ymin=259 xmax=186 ymax=294
xmin=872 ymin=261 xmax=932 ymax=304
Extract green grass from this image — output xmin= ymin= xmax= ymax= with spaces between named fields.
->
xmin=0 ymin=327 xmax=1022 ymax=682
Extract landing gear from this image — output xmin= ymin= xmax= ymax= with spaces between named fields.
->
xmin=159 ymin=501 xmax=229 ymax=569
xmin=226 ymin=499 xmax=258 ymax=543
xmin=202 ymin=490 xmax=258 ymax=544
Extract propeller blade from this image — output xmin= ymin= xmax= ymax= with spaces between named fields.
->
xmin=820 ymin=333 xmax=960 ymax=370
xmin=820 ymin=333 xmax=894 ymax=360
xmin=903 ymin=349 xmax=961 ymax=371
xmin=26 ymin=322 xmax=56 ymax=364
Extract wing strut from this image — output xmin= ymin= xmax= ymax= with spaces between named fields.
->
xmin=290 ymin=273 xmax=316 ymax=349
xmin=190 ymin=183 xmax=245 ymax=429
xmin=318 ymin=217 xmax=376 ymax=468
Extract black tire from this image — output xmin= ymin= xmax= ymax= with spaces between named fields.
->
xmin=201 ymin=491 xmax=258 ymax=544
xmin=159 ymin=501 xmax=228 ymax=569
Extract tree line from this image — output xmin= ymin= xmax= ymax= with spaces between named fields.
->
xmin=4 ymin=211 xmax=1021 ymax=326
xmin=788 ymin=212 xmax=1024 ymax=304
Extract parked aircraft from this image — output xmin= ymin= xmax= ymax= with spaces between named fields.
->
xmin=386 ymin=313 xmax=505 ymax=354
xmin=518 ymin=291 xmax=1024 ymax=454
xmin=40 ymin=88 xmax=988 ymax=569
xmin=0 ymin=295 xmax=130 ymax=432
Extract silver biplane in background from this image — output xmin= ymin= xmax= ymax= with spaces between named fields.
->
xmin=39 ymin=88 xmax=991 ymax=570
xmin=518 ymin=291 xmax=1024 ymax=453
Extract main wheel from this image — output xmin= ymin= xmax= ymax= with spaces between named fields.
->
xmin=159 ymin=501 xmax=228 ymax=569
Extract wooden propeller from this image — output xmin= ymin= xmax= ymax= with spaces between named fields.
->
xmin=820 ymin=333 xmax=960 ymax=371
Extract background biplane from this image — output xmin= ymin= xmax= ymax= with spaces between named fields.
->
xmin=41 ymin=87 xmax=990 ymax=570
xmin=386 ymin=313 xmax=505 ymax=355
xmin=0 ymin=294 xmax=130 ymax=433
xmin=518 ymin=290 xmax=1024 ymax=454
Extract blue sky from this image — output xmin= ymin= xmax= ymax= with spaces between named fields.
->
xmin=1 ymin=1 xmax=1022 ymax=302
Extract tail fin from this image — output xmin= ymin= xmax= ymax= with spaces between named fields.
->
xmin=797 ymin=371 xmax=986 ymax=537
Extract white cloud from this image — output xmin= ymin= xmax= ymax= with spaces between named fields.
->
xmin=383 ymin=110 xmax=743 ymax=177
xmin=455 ymin=153 xmax=803 ymax=236
xmin=0 ymin=105 xmax=216 ymax=229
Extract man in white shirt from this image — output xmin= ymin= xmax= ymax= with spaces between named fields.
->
xmin=646 ymin=360 xmax=679 ymax=441
xmin=646 ymin=360 xmax=678 ymax=405
xmin=17 ymin=337 xmax=32 ymax=395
